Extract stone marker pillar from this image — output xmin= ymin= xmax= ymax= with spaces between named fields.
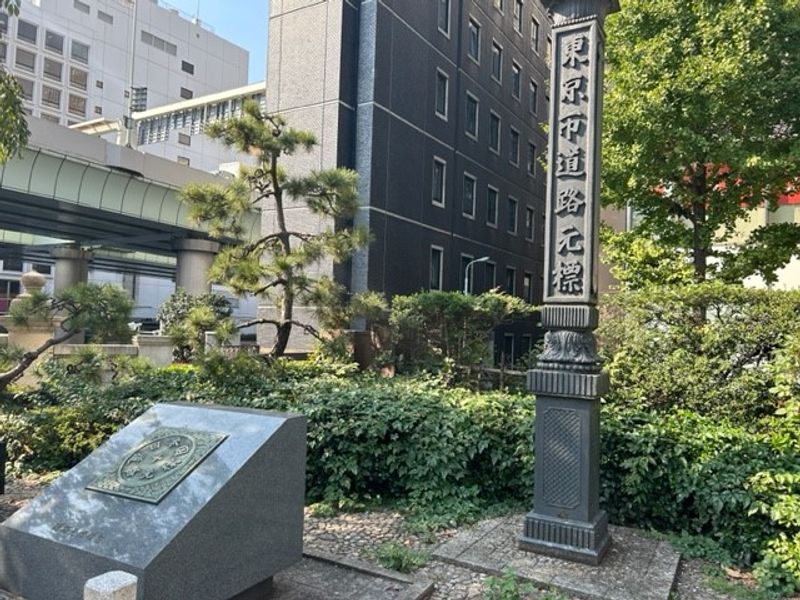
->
xmin=84 ymin=571 xmax=137 ymax=600
xmin=173 ymin=238 xmax=219 ymax=295
xmin=519 ymin=0 xmax=619 ymax=566
xmin=52 ymin=246 xmax=91 ymax=294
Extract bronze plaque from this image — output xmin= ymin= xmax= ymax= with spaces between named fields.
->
xmin=87 ymin=427 xmax=227 ymax=504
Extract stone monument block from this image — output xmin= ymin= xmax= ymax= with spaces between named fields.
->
xmin=0 ymin=403 xmax=306 ymax=600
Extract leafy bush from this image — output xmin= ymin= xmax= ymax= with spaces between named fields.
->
xmin=157 ymin=289 xmax=234 ymax=361
xmin=390 ymin=290 xmax=536 ymax=372
xmin=3 ymin=354 xmax=799 ymax=595
xmin=599 ymin=282 xmax=800 ymax=422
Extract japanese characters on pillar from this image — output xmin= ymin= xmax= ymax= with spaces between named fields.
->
xmin=544 ymin=20 xmax=603 ymax=306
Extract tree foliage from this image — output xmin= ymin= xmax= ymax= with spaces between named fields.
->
xmin=389 ymin=290 xmax=537 ymax=372
xmin=157 ymin=289 xmax=234 ymax=361
xmin=603 ymin=0 xmax=800 ymax=282
xmin=181 ymin=101 xmax=367 ymax=356
xmin=0 ymin=283 xmax=133 ymax=392
xmin=0 ymin=0 xmax=29 ymax=163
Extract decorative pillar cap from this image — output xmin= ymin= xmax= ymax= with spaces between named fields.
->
xmin=543 ymin=0 xmax=620 ymax=25
xmin=20 ymin=269 xmax=47 ymax=294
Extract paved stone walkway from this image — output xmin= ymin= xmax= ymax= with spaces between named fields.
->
xmin=0 ymin=479 xmax=758 ymax=599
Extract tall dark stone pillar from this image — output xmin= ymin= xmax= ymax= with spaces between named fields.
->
xmin=519 ymin=0 xmax=619 ymax=566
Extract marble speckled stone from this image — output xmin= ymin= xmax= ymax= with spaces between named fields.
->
xmin=84 ymin=571 xmax=137 ymax=600
xmin=0 ymin=403 xmax=306 ymax=600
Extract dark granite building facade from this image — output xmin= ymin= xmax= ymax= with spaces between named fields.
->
xmin=265 ymin=0 xmax=551 ymax=359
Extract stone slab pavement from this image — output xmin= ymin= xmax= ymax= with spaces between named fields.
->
xmin=433 ymin=514 xmax=680 ymax=600
xmin=0 ymin=479 xmax=757 ymax=599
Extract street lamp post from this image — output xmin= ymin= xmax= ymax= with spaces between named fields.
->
xmin=518 ymin=0 xmax=620 ymax=566
xmin=463 ymin=256 xmax=490 ymax=294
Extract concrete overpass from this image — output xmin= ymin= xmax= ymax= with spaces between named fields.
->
xmin=0 ymin=117 xmax=257 ymax=293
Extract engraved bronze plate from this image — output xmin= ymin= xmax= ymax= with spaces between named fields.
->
xmin=87 ymin=427 xmax=227 ymax=504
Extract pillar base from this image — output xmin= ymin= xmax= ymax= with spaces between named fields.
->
xmin=519 ymin=510 xmax=610 ymax=566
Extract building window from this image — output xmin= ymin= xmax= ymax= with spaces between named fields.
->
xmin=181 ymin=60 xmax=195 ymax=75
xmin=531 ymin=17 xmax=540 ymax=52
xmin=14 ymin=48 xmax=35 ymax=73
xmin=0 ymin=13 xmax=7 ymax=35
xmin=485 ymin=261 xmax=496 ymax=291
xmin=0 ymin=42 xmax=6 ymax=63
xmin=17 ymin=20 xmax=37 ymax=45
xmin=68 ymin=94 xmax=86 ymax=117
xmin=468 ymin=18 xmax=480 ymax=62
xmin=437 ymin=0 xmax=450 ymax=35
xmin=45 ymin=30 xmax=64 ymax=54
xmin=507 ymin=197 xmax=518 ymax=234
xmin=514 ymin=0 xmax=523 ymax=33
xmin=180 ymin=87 xmax=193 ymax=100
xmin=505 ymin=267 xmax=517 ymax=296
xmin=509 ymin=127 xmax=520 ymax=165
xmin=491 ymin=41 xmax=502 ymax=82
xmin=511 ymin=62 xmax=521 ymax=99
xmin=529 ymin=79 xmax=538 ymax=114
xmin=73 ymin=0 xmax=90 ymax=14
xmin=43 ymin=58 xmax=62 ymax=82
xmin=2 ymin=259 xmax=23 ymax=272
xmin=487 ymin=186 xmax=498 ymax=226
xmin=501 ymin=332 xmax=515 ymax=364
xmin=465 ymin=93 xmax=478 ymax=139
xmin=96 ymin=79 xmax=104 ymax=89
xmin=527 ymin=143 xmax=538 ymax=176
xmin=463 ymin=173 xmax=476 ymax=218
xmin=97 ymin=10 xmax=114 ymax=25
xmin=41 ymin=85 xmax=61 ymax=109
xmin=71 ymin=41 xmax=90 ymax=64
xmin=141 ymin=30 xmax=177 ymax=56
xmin=525 ymin=207 xmax=534 ymax=240
xmin=489 ymin=112 xmax=501 ymax=153
xmin=178 ymin=132 xmax=191 ymax=146
xmin=69 ymin=67 xmax=88 ymax=90
xmin=435 ymin=69 xmax=448 ymax=120
xmin=16 ymin=77 xmax=34 ymax=100
xmin=432 ymin=157 xmax=446 ymax=207
xmin=41 ymin=113 xmax=60 ymax=124
xmin=523 ymin=272 xmax=533 ymax=303
xmin=177 ymin=156 xmax=190 ymax=166
xmin=461 ymin=254 xmax=475 ymax=294
xmin=430 ymin=246 xmax=444 ymax=290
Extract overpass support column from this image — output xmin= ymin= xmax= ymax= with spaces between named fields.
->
xmin=173 ymin=238 xmax=220 ymax=295
xmin=51 ymin=246 xmax=91 ymax=294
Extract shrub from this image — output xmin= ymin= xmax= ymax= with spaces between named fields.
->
xmin=390 ymin=290 xmax=536 ymax=372
xmin=157 ymin=289 xmax=233 ymax=361
xmin=599 ymin=282 xmax=800 ymax=422
xmin=3 ymin=356 xmax=799 ymax=595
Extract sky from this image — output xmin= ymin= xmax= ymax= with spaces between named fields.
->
xmin=164 ymin=0 xmax=269 ymax=83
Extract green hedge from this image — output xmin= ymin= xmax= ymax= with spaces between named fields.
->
xmin=1 ymin=356 xmax=798 ymax=594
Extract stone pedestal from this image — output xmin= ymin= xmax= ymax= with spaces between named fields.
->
xmin=173 ymin=238 xmax=219 ymax=295
xmin=0 ymin=403 xmax=307 ymax=600
xmin=2 ymin=271 xmax=58 ymax=387
xmin=133 ymin=335 xmax=173 ymax=367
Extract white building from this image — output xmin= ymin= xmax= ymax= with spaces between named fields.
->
xmin=132 ymin=81 xmax=266 ymax=172
xmin=0 ymin=0 xmax=248 ymax=127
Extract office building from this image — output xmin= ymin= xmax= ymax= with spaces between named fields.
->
xmin=0 ymin=0 xmax=248 ymax=127
xmin=265 ymin=0 xmax=551 ymax=358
